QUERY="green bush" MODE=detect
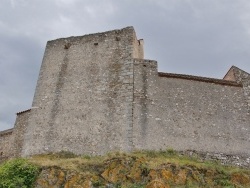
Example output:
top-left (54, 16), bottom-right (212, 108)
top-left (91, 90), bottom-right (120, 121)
top-left (53, 151), bottom-right (78, 159)
top-left (166, 148), bottom-right (177, 156)
top-left (0, 158), bottom-right (40, 188)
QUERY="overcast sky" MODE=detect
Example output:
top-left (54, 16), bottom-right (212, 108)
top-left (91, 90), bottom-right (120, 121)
top-left (1, 0), bottom-right (250, 131)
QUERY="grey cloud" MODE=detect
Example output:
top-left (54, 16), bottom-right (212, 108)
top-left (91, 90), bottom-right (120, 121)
top-left (109, 0), bottom-right (250, 77)
top-left (0, 32), bottom-right (42, 131)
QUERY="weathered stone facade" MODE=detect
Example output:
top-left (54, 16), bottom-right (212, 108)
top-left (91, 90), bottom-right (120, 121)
top-left (133, 59), bottom-right (249, 156)
top-left (0, 27), bottom-right (249, 167)
top-left (0, 110), bottom-right (30, 162)
top-left (12, 110), bottom-right (30, 157)
top-left (0, 129), bottom-right (13, 161)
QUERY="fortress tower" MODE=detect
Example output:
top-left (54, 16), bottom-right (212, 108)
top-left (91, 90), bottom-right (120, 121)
top-left (22, 27), bottom-right (143, 156)
top-left (0, 27), bottom-right (249, 167)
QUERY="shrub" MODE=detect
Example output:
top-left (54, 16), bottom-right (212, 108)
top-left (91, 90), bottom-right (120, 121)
top-left (166, 148), bottom-right (176, 155)
top-left (0, 158), bottom-right (40, 188)
top-left (54, 151), bottom-right (78, 158)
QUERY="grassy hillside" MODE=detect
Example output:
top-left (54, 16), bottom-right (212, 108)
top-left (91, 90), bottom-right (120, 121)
top-left (0, 150), bottom-right (250, 187)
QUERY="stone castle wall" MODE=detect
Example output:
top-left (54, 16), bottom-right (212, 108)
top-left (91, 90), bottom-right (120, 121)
top-left (132, 59), bottom-right (250, 156)
top-left (0, 27), bottom-right (249, 167)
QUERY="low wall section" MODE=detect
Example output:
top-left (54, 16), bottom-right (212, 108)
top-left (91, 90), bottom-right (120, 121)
top-left (0, 129), bottom-right (13, 161)
top-left (12, 110), bottom-right (30, 157)
top-left (0, 110), bottom-right (30, 161)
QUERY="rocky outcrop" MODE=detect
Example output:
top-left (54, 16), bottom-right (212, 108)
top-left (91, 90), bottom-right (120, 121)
top-left (34, 155), bottom-right (250, 188)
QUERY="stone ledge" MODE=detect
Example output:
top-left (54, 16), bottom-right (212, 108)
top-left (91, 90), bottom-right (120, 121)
top-left (0, 128), bottom-right (13, 136)
top-left (180, 150), bottom-right (250, 169)
top-left (16, 109), bottom-right (31, 115)
top-left (158, 72), bottom-right (243, 87)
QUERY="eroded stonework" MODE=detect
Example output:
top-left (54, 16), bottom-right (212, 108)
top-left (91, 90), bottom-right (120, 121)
top-left (0, 27), bottom-right (249, 167)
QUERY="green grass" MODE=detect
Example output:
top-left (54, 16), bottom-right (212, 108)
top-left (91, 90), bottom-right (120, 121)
top-left (29, 149), bottom-right (249, 175)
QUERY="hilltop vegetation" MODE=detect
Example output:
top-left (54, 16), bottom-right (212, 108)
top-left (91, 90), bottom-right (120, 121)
top-left (0, 158), bottom-right (39, 188)
top-left (0, 150), bottom-right (250, 187)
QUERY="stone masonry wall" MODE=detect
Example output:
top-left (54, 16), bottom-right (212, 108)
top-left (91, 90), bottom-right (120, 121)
top-left (0, 110), bottom-right (30, 160)
top-left (180, 150), bottom-right (250, 168)
top-left (132, 59), bottom-right (250, 156)
top-left (0, 129), bottom-right (13, 161)
top-left (232, 67), bottom-right (250, 113)
top-left (22, 27), bottom-right (142, 156)
top-left (12, 110), bottom-right (30, 157)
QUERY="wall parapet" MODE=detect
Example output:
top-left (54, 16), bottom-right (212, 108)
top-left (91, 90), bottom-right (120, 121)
top-left (158, 72), bottom-right (243, 87)
top-left (16, 109), bottom-right (31, 115)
